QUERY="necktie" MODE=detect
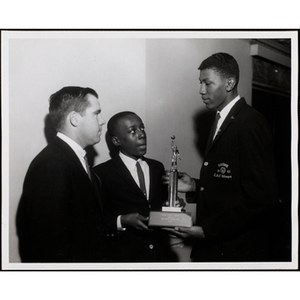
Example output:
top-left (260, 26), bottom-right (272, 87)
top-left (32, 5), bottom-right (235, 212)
top-left (206, 112), bottom-right (220, 152)
top-left (136, 161), bottom-right (147, 198)
top-left (84, 154), bottom-right (92, 181)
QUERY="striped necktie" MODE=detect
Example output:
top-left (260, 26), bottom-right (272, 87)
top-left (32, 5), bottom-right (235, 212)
top-left (136, 161), bottom-right (147, 198)
top-left (84, 154), bottom-right (92, 181)
top-left (209, 112), bottom-right (220, 141)
top-left (205, 112), bottom-right (221, 154)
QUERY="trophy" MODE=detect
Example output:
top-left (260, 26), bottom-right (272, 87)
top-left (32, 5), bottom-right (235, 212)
top-left (148, 136), bottom-right (192, 227)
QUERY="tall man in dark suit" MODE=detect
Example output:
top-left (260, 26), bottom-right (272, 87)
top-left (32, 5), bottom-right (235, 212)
top-left (17, 86), bottom-right (110, 262)
top-left (94, 112), bottom-right (175, 262)
top-left (164, 53), bottom-right (279, 262)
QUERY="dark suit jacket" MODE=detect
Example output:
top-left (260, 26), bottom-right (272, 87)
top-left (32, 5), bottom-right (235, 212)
top-left (189, 98), bottom-right (279, 262)
top-left (93, 155), bottom-right (174, 262)
top-left (17, 136), bottom-right (111, 262)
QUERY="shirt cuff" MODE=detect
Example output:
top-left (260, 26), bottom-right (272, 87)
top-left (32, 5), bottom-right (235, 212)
top-left (117, 215), bottom-right (126, 231)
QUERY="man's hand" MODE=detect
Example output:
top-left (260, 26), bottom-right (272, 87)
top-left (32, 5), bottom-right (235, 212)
top-left (163, 171), bottom-right (196, 193)
top-left (121, 213), bottom-right (149, 230)
top-left (163, 196), bottom-right (186, 210)
top-left (175, 196), bottom-right (186, 209)
top-left (162, 226), bottom-right (205, 239)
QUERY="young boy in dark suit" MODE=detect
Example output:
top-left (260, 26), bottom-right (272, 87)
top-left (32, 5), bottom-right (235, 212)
top-left (94, 111), bottom-right (176, 262)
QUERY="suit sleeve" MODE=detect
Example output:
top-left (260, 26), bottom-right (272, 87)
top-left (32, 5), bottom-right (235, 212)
top-left (238, 115), bottom-right (278, 210)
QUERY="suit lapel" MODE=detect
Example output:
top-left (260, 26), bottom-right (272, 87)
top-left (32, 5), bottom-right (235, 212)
top-left (144, 158), bottom-right (157, 203)
top-left (53, 136), bottom-right (88, 176)
top-left (90, 170), bottom-right (103, 213)
top-left (205, 98), bottom-right (246, 156)
top-left (53, 136), bottom-right (103, 212)
top-left (113, 155), bottom-right (149, 201)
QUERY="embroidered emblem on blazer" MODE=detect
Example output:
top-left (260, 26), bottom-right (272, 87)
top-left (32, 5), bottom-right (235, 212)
top-left (214, 163), bottom-right (233, 179)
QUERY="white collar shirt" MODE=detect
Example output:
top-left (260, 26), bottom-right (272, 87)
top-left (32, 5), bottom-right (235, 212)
top-left (57, 132), bottom-right (88, 173)
top-left (214, 95), bottom-right (241, 140)
top-left (119, 152), bottom-right (150, 200)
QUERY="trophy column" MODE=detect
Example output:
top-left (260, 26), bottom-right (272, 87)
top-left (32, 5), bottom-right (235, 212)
top-left (148, 136), bottom-right (192, 227)
top-left (163, 136), bottom-right (181, 212)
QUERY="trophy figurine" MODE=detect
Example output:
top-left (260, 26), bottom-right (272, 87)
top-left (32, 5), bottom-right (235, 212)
top-left (148, 136), bottom-right (192, 227)
top-left (163, 135), bottom-right (181, 212)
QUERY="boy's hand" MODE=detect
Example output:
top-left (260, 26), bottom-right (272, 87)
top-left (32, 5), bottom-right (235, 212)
top-left (121, 213), bottom-right (149, 230)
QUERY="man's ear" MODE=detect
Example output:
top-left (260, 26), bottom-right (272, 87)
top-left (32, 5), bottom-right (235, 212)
top-left (69, 111), bottom-right (80, 127)
top-left (111, 136), bottom-right (120, 146)
top-left (226, 77), bottom-right (236, 92)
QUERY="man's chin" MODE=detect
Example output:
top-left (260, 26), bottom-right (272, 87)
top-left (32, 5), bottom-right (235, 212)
top-left (91, 137), bottom-right (101, 146)
top-left (139, 149), bottom-right (147, 157)
top-left (205, 104), bottom-right (216, 110)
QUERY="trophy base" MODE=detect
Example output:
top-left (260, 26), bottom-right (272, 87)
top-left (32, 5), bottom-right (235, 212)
top-left (162, 206), bottom-right (182, 212)
top-left (148, 210), bottom-right (192, 227)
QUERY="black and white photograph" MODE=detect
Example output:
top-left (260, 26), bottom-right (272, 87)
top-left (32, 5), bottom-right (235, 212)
top-left (1, 28), bottom-right (299, 300)
top-left (1, 30), bottom-right (298, 271)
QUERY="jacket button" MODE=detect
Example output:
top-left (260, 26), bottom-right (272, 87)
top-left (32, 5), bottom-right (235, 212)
top-left (149, 244), bottom-right (154, 250)
top-left (200, 187), bottom-right (204, 191)
top-left (204, 162), bottom-right (208, 166)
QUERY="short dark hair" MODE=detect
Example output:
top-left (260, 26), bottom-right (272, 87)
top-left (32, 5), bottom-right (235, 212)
top-left (198, 52), bottom-right (240, 86)
top-left (49, 86), bottom-right (98, 130)
top-left (107, 111), bottom-right (137, 137)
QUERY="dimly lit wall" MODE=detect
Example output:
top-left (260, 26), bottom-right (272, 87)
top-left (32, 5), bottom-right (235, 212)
top-left (7, 34), bottom-right (252, 262)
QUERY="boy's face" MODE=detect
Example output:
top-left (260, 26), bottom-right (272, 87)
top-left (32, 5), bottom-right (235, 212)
top-left (113, 114), bottom-right (147, 160)
top-left (199, 68), bottom-right (232, 111)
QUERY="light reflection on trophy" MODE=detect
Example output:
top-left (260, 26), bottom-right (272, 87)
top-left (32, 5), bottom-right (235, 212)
top-left (148, 136), bottom-right (192, 227)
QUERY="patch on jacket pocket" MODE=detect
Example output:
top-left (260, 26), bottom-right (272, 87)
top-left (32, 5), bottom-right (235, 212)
top-left (213, 163), bottom-right (233, 179)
